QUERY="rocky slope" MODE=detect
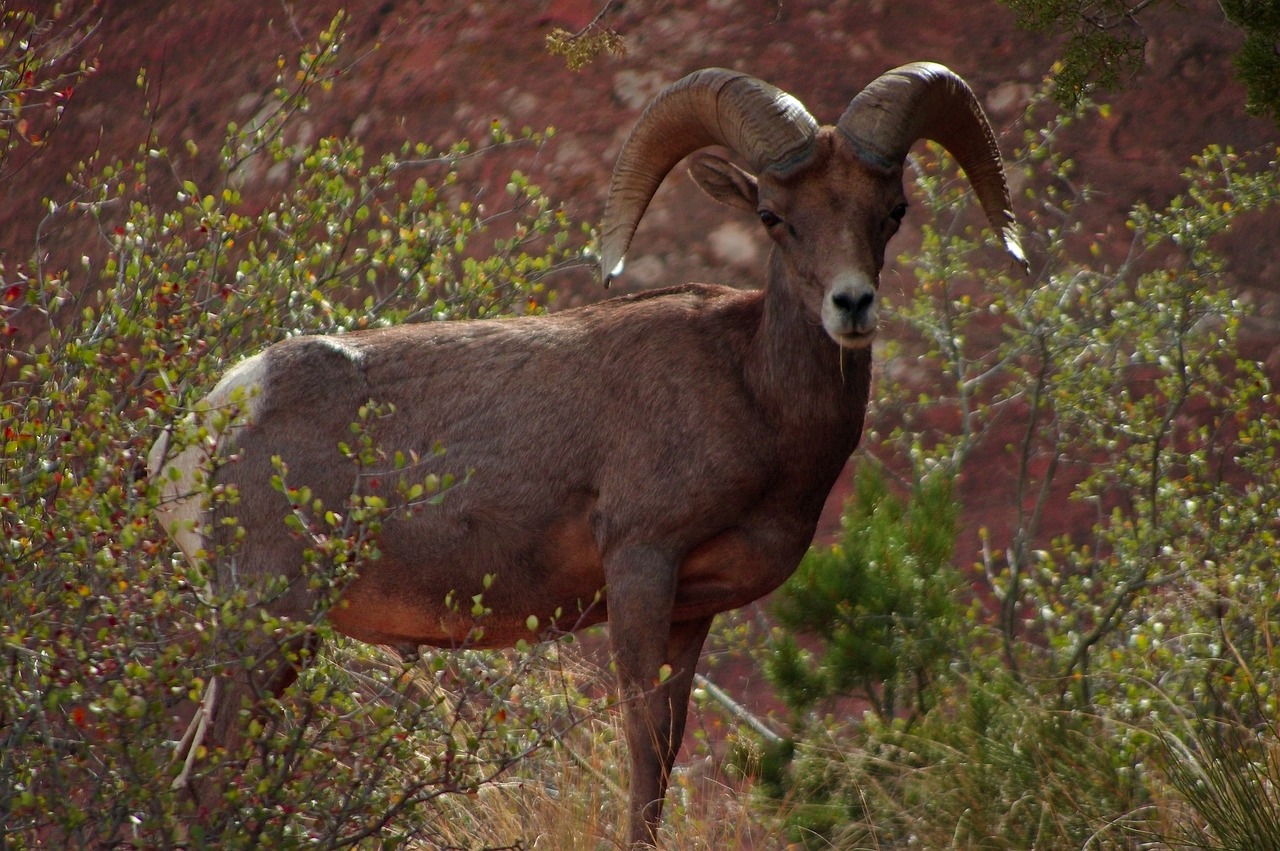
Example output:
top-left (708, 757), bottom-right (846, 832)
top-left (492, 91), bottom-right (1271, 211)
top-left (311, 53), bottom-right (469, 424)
top-left (14, 0), bottom-right (1276, 294)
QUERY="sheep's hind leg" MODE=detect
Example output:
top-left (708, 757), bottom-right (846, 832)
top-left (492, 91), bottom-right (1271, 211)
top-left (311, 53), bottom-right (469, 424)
top-left (173, 613), bottom-right (320, 809)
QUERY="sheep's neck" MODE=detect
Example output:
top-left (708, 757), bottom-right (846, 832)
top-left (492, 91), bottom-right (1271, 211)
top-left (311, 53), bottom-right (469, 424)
top-left (748, 255), bottom-right (871, 442)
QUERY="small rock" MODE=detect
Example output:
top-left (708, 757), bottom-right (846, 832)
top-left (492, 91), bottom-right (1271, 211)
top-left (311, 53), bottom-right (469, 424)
top-left (986, 81), bottom-right (1033, 118)
top-left (708, 221), bottom-right (761, 268)
top-left (624, 254), bottom-right (667, 287)
top-left (612, 70), bottom-right (669, 111)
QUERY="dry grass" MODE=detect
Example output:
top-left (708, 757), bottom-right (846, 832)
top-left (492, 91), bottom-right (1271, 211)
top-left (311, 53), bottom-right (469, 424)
top-left (427, 726), bottom-right (781, 849)
top-left (395, 641), bottom-right (788, 850)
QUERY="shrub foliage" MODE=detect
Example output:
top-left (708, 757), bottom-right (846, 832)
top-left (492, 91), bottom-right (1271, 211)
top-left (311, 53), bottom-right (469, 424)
top-left (0, 11), bottom-right (593, 848)
top-left (758, 89), bottom-right (1280, 848)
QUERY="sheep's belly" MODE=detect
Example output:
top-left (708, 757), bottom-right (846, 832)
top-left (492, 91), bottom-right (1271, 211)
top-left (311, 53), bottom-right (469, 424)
top-left (328, 570), bottom-right (610, 650)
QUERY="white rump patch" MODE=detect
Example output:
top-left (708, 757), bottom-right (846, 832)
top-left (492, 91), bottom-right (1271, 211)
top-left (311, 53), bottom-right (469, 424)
top-left (148, 352), bottom-right (269, 566)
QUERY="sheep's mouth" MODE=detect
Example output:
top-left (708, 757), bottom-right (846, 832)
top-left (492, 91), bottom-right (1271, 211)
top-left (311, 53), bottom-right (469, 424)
top-left (832, 328), bottom-right (877, 349)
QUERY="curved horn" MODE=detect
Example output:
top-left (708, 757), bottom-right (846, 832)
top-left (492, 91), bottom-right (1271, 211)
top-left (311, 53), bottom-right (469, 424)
top-left (838, 62), bottom-right (1027, 270)
top-left (599, 68), bottom-right (819, 285)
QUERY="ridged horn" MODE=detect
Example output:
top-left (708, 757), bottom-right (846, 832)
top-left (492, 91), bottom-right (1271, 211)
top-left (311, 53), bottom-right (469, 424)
top-left (838, 62), bottom-right (1028, 271)
top-left (599, 68), bottom-right (819, 285)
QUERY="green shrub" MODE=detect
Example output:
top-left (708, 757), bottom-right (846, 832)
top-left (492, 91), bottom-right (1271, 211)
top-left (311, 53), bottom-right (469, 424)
top-left (755, 87), bottom-right (1280, 848)
top-left (767, 464), bottom-right (959, 728)
top-left (1, 11), bottom-right (590, 848)
top-left (0, 3), bottom-right (97, 178)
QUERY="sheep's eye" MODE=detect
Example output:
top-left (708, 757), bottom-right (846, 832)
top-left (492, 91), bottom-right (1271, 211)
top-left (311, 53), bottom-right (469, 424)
top-left (758, 210), bottom-right (782, 229)
top-left (889, 202), bottom-right (909, 222)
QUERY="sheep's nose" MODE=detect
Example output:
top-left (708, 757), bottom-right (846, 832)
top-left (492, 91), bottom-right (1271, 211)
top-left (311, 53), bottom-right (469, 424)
top-left (822, 272), bottom-right (879, 346)
top-left (831, 290), bottom-right (875, 319)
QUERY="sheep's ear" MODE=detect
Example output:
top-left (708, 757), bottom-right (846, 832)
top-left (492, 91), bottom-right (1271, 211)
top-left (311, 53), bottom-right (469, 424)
top-left (688, 152), bottom-right (758, 213)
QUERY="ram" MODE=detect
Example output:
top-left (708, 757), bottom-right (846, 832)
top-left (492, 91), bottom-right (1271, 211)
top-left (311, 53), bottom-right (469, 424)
top-left (150, 63), bottom-right (1025, 846)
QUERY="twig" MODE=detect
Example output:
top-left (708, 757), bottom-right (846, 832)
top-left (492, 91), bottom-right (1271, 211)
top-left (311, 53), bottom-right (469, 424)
top-left (557, 739), bottom-right (626, 799)
top-left (693, 673), bottom-right (784, 746)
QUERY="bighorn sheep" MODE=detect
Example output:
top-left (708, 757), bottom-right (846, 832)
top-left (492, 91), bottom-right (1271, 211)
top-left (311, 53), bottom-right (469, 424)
top-left (150, 63), bottom-right (1024, 846)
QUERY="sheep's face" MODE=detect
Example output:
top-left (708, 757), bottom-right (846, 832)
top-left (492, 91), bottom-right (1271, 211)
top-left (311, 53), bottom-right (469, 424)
top-left (689, 133), bottom-right (908, 349)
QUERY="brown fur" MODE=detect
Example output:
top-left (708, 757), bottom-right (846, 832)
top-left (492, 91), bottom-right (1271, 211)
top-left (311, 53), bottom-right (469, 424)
top-left (211, 276), bottom-right (871, 645)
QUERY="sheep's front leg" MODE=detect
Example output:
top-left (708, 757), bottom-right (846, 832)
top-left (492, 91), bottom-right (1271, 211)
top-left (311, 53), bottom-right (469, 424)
top-left (606, 547), bottom-right (713, 847)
